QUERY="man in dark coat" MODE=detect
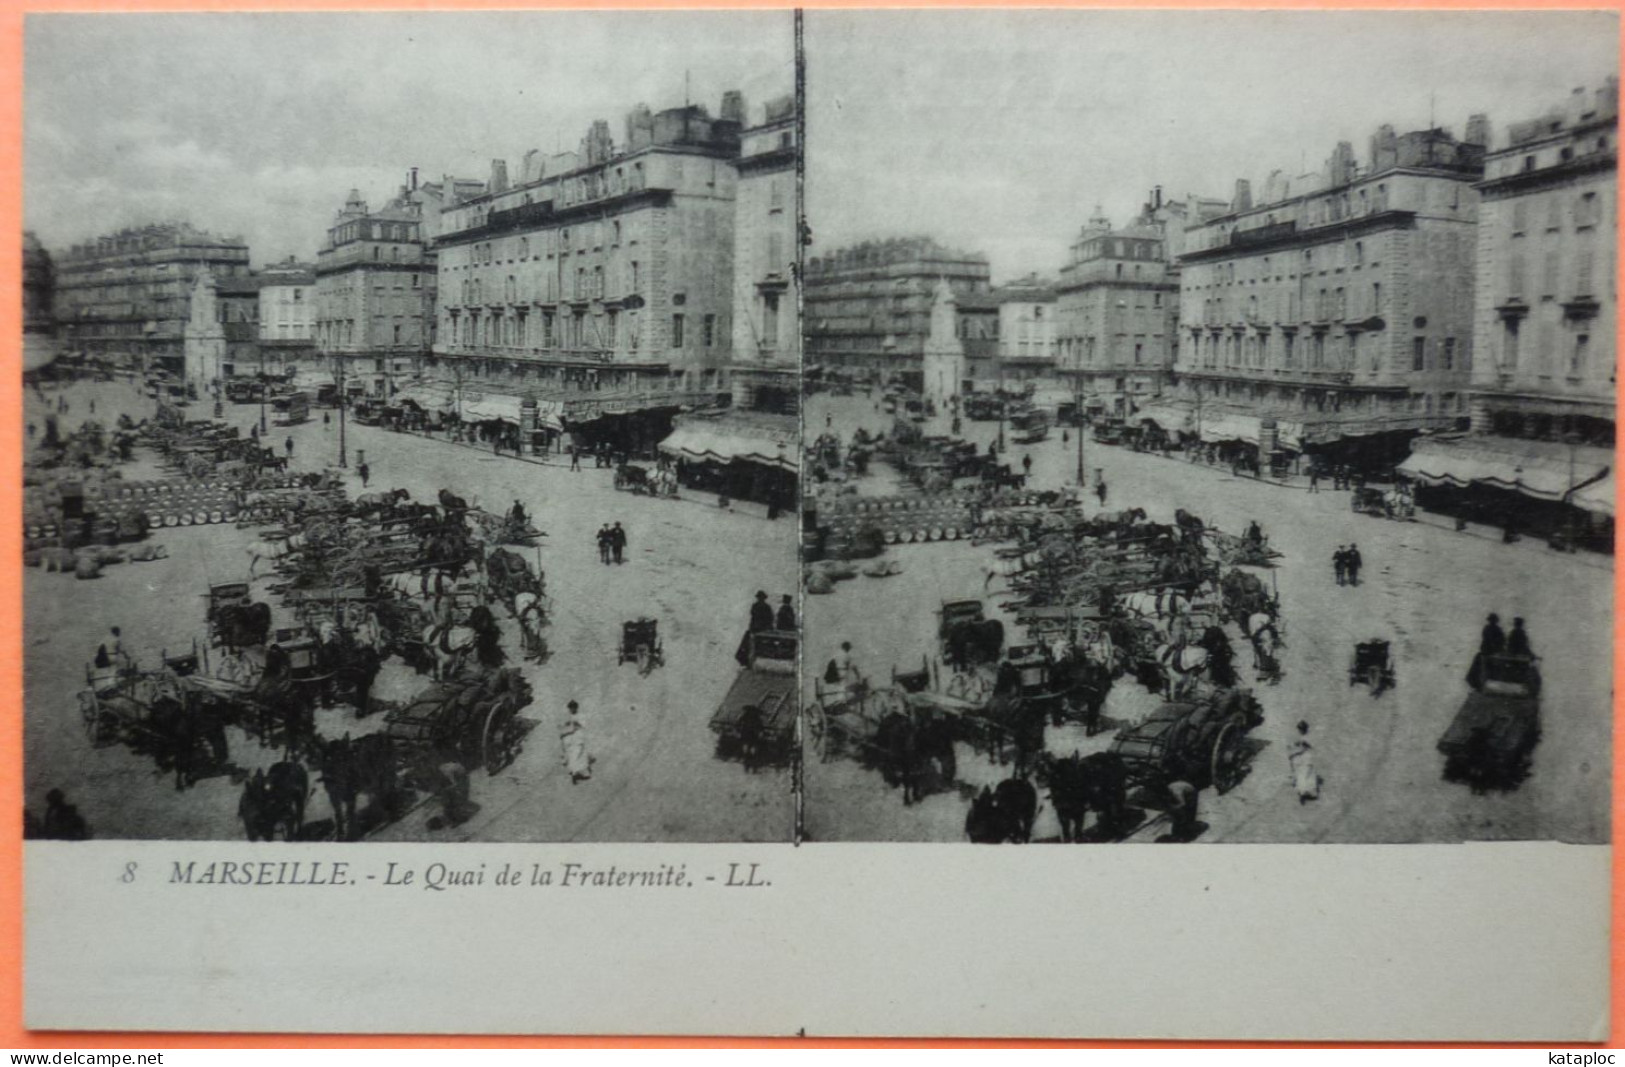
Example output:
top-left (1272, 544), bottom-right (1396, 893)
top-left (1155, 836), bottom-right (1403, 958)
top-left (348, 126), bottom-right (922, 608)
top-left (738, 592), bottom-right (775, 665)
top-left (1333, 546), bottom-right (1348, 586)
top-left (1346, 544), bottom-right (1363, 586)
top-left (596, 525), bottom-right (611, 565)
top-left (775, 594), bottom-right (797, 632)
top-left (1507, 617), bottom-right (1534, 658)
top-left (610, 522), bottom-right (627, 564)
top-left (1480, 614), bottom-right (1507, 656)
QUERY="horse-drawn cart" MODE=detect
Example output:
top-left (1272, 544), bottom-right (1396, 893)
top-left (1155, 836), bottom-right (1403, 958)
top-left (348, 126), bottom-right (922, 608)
top-left (382, 667), bottom-right (533, 774)
top-left (1109, 687), bottom-right (1264, 795)
top-left (618, 618), bottom-right (664, 674)
top-left (1440, 654), bottom-right (1541, 790)
top-left (1349, 639), bottom-right (1396, 695)
top-left (710, 631), bottom-right (798, 766)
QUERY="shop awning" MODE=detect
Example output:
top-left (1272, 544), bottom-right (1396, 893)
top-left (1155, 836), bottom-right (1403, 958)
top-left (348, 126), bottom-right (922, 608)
top-left (659, 420), bottom-right (796, 473)
top-left (393, 383), bottom-right (457, 413)
top-left (1398, 436), bottom-right (1613, 505)
top-left (1135, 403), bottom-right (1192, 433)
top-left (1198, 413), bottom-right (1262, 446)
top-left (1571, 470), bottom-right (1616, 517)
top-left (459, 393), bottom-right (524, 424)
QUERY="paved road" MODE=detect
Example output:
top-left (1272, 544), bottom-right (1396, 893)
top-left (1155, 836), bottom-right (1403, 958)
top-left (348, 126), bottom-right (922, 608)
top-left (803, 392), bottom-right (1611, 844)
top-left (25, 380), bottom-right (798, 842)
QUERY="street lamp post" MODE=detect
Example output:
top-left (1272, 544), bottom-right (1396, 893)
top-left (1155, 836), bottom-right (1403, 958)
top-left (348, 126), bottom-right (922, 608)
top-left (258, 348), bottom-right (268, 435)
top-left (1075, 364), bottom-right (1086, 488)
top-left (996, 358), bottom-right (1006, 452)
top-left (337, 352), bottom-right (348, 468)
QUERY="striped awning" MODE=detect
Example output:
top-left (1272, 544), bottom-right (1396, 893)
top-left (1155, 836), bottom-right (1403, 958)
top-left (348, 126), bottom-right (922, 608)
top-left (1398, 436), bottom-right (1613, 506)
top-left (659, 420), bottom-right (796, 473)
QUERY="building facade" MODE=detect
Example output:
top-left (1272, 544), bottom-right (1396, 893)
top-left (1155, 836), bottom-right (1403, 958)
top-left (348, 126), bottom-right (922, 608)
top-left (54, 223), bottom-right (251, 373)
top-left (804, 237), bottom-right (991, 385)
top-left (1171, 122), bottom-right (1488, 466)
top-left (728, 93), bottom-right (800, 414)
top-left (257, 260), bottom-right (318, 379)
top-left (315, 187), bottom-right (437, 398)
top-left (993, 275), bottom-right (1059, 386)
top-left (1397, 80), bottom-right (1619, 542)
top-left (1057, 211), bottom-right (1177, 413)
top-left (23, 232), bottom-right (55, 372)
top-left (1471, 80), bottom-right (1617, 447)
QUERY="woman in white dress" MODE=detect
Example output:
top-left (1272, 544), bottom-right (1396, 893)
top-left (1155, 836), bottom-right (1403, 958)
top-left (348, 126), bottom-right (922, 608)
top-left (1288, 720), bottom-right (1320, 803)
top-left (560, 700), bottom-right (592, 783)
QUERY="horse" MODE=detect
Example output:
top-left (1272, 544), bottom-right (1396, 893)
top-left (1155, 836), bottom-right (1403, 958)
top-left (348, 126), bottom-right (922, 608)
top-left (437, 488), bottom-right (470, 513)
top-left (316, 733), bottom-right (399, 841)
top-left (874, 711), bottom-right (957, 805)
top-left (513, 590), bottom-right (549, 663)
top-left (1174, 508), bottom-right (1205, 543)
top-left (420, 605), bottom-right (503, 680)
top-left (1039, 751), bottom-right (1129, 842)
top-left (353, 488), bottom-right (410, 516)
top-left (992, 776), bottom-right (1038, 843)
top-left (238, 761), bottom-right (309, 841)
top-left (1154, 642), bottom-right (1211, 699)
top-left (247, 531), bottom-right (308, 578)
top-left (965, 787), bottom-right (1005, 843)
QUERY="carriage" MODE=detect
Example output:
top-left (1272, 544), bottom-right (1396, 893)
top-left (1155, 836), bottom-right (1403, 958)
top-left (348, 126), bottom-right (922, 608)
top-left (79, 663), bottom-right (233, 786)
top-left (1439, 654), bottom-right (1542, 790)
top-left (618, 618), bottom-right (664, 673)
top-left (709, 631), bottom-right (799, 766)
top-left (1109, 687), bottom-right (1264, 795)
top-left (382, 667), bottom-right (533, 774)
top-left (1348, 639), bottom-right (1396, 695)
top-left (614, 464), bottom-right (677, 498)
top-left (1351, 487), bottom-right (1388, 517)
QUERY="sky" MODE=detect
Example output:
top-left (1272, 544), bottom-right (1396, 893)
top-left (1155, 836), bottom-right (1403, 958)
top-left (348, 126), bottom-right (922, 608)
top-left (805, 10), bottom-right (1619, 283)
top-left (25, 11), bottom-right (792, 266)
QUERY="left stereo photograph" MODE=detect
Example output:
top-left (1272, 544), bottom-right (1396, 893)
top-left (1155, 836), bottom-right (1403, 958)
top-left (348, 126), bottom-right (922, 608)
top-left (21, 11), bottom-right (804, 843)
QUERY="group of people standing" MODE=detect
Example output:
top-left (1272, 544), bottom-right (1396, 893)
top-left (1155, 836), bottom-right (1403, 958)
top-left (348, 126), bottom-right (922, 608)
top-left (594, 522), bottom-right (628, 565)
top-left (1332, 544), bottom-right (1364, 586)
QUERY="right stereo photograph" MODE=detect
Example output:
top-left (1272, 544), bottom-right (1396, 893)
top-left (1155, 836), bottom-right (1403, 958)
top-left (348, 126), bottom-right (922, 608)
top-left (798, 9), bottom-right (1617, 844)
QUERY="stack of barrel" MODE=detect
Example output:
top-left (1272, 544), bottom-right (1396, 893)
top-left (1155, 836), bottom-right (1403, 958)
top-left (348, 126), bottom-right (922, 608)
top-left (820, 491), bottom-right (979, 546)
top-left (22, 473), bottom-right (294, 549)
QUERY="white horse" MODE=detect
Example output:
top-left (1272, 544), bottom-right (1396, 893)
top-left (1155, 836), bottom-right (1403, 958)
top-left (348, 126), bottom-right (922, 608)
top-left (420, 622), bottom-right (479, 681)
top-left (513, 591), bottom-right (550, 662)
top-left (246, 531), bottom-right (307, 579)
top-left (1245, 611), bottom-right (1284, 682)
top-left (1154, 642), bottom-right (1210, 700)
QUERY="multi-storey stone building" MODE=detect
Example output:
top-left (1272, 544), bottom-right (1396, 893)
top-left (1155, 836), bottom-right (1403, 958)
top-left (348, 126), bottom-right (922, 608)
top-left (1401, 80), bottom-right (1618, 537)
top-left (54, 223), bottom-right (251, 375)
top-left (1057, 211), bottom-right (1178, 415)
top-left (1171, 122), bottom-right (1487, 469)
top-left (315, 186), bottom-right (437, 400)
top-left (993, 275), bottom-right (1059, 387)
top-left (804, 236), bottom-right (991, 386)
top-left (23, 232), bottom-right (56, 372)
top-left (429, 95), bottom-right (749, 455)
top-left (257, 259), bottom-right (319, 379)
top-left (728, 94), bottom-right (800, 415)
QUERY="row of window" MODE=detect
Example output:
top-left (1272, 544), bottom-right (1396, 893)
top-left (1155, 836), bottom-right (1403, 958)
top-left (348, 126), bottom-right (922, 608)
top-left (1505, 249), bottom-right (1599, 300)
top-left (1186, 327), bottom-right (1466, 375)
top-left (1500, 319), bottom-right (1598, 378)
top-left (1508, 190), bottom-right (1605, 235)
top-left (442, 308), bottom-right (727, 352)
top-left (458, 220), bottom-right (631, 267)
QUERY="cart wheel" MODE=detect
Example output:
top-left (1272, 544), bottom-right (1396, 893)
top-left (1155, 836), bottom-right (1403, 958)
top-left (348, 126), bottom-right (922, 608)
top-left (481, 702), bottom-right (524, 773)
top-left (803, 703), bottom-right (828, 761)
top-left (1211, 718), bottom-right (1247, 794)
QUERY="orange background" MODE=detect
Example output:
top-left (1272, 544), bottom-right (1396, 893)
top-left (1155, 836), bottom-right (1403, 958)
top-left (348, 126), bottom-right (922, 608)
top-left (0, 0), bottom-right (1618, 1050)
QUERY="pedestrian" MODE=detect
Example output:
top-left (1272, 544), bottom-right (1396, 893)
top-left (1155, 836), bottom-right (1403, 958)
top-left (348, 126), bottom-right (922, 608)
top-left (775, 594), bottom-right (797, 631)
top-left (250, 424), bottom-right (259, 441)
top-left (596, 524), bottom-right (611, 565)
top-left (1165, 780), bottom-right (1200, 841)
top-left (1095, 480), bottom-right (1108, 507)
top-left (611, 521), bottom-right (627, 564)
top-left (88, 399), bottom-right (95, 414)
top-left (324, 411), bottom-right (331, 430)
top-left (826, 412), bottom-right (833, 429)
top-left (738, 591), bottom-right (774, 665)
top-left (1346, 543), bottom-right (1362, 586)
top-left (569, 444), bottom-right (581, 472)
top-left (1333, 545), bottom-right (1347, 586)
top-left (284, 436), bottom-right (294, 458)
top-left (1288, 721), bottom-right (1321, 803)
top-left (1022, 454), bottom-right (1033, 477)
top-left (560, 701), bottom-right (592, 783)
top-left (1480, 613), bottom-right (1506, 656)
top-left (1507, 617), bottom-right (1534, 658)
top-left (40, 789), bottom-right (91, 840)
top-left (1308, 468), bottom-right (1320, 493)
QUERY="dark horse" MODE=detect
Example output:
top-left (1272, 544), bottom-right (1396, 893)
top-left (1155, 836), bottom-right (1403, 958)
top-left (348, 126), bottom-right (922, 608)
top-left (317, 733), bottom-right (401, 841)
top-left (964, 777), bottom-right (1039, 843)
top-left (875, 711), bottom-right (957, 805)
top-left (238, 761), bottom-right (309, 841)
top-left (1039, 751), bottom-right (1129, 842)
